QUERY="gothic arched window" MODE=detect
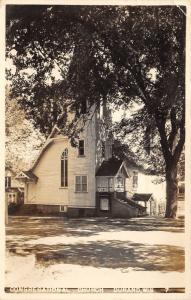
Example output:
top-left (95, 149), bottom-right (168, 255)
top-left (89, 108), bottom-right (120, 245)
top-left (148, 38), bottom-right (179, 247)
top-left (61, 149), bottom-right (68, 187)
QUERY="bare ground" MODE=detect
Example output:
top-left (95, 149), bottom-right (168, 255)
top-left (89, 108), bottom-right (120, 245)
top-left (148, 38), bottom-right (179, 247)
top-left (5, 216), bottom-right (185, 288)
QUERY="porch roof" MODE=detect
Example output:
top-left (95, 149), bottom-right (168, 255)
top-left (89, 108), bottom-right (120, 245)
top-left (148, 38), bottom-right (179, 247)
top-left (16, 170), bottom-right (38, 182)
top-left (96, 158), bottom-right (125, 177)
top-left (132, 193), bottom-right (153, 202)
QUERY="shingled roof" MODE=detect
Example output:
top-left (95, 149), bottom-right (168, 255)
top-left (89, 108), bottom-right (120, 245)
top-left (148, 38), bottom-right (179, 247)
top-left (96, 158), bottom-right (126, 176)
top-left (132, 193), bottom-right (153, 202)
top-left (16, 170), bottom-right (38, 182)
top-left (23, 170), bottom-right (38, 181)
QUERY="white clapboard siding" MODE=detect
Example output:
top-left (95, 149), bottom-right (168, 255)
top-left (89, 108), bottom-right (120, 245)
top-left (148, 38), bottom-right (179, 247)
top-left (27, 113), bottom-right (97, 207)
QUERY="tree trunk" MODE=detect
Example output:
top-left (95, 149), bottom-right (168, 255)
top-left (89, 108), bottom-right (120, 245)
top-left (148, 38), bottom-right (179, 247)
top-left (165, 164), bottom-right (178, 218)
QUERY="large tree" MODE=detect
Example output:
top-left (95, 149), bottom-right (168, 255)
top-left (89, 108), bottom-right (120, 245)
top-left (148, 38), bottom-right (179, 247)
top-left (5, 88), bottom-right (45, 172)
top-left (6, 5), bottom-right (185, 217)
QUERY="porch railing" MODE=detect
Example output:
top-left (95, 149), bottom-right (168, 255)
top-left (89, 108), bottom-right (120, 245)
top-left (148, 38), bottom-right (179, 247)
top-left (97, 186), bottom-right (125, 192)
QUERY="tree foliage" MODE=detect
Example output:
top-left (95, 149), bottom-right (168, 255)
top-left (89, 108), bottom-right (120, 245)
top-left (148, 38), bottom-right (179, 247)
top-left (5, 88), bottom-right (45, 172)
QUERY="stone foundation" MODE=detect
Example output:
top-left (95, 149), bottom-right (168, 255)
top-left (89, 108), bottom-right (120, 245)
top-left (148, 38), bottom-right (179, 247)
top-left (11, 204), bottom-right (96, 217)
top-left (10, 204), bottom-right (66, 216)
top-left (67, 207), bottom-right (96, 218)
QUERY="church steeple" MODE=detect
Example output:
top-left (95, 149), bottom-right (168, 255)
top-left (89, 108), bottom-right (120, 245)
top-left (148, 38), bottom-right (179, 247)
top-left (103, 102), bottom-right (113, 161)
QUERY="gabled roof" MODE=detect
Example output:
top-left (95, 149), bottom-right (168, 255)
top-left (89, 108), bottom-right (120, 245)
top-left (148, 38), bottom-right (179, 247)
top-left (16, 170), bottom-right (38, 182)
top-left (48, 125), bottom-right (61, 139)
top-left (18, 125), bottom-right (68, 178)
top-left (31, 125), bottom-right (68, 171)
top-left (132, 193), bottom-right (153, 202)
top-left (31, 139), bottom-right (54, 171)
top-left (96, 158), bottom-right (129, 177)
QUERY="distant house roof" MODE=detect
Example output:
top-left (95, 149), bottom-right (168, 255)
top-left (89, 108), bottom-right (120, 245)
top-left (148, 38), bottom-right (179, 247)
top-left (5, 167), bottom-right (16, 177)
top-left (132, 193), bottom-right (153, 202)
top-left (96, 158), bottom-right (128, 177)
top-left (16, 170), bottom-right (38, 182)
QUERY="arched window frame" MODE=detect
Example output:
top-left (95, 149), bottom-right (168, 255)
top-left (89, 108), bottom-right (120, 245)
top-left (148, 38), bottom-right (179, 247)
top-left (61, 148), bottom-right (68, 187)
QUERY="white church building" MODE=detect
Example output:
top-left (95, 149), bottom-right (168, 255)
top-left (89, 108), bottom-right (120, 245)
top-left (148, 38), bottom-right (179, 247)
top-left (17, 103), bottom-right (159, 218)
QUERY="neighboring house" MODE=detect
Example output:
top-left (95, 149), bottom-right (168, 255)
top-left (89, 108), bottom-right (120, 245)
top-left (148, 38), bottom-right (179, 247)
top-left (135, 172), bottom-right (166, 216)
top-left (177, 150), bottom-right (185, 217)
top-left (134, 165), bottom-right (185, 217)
top-left (16, 103), bottom-right (154, 218)
top-left (5, 167), bottom-right (24, 206)
top-left (177, 180), bottom-right (185, 217)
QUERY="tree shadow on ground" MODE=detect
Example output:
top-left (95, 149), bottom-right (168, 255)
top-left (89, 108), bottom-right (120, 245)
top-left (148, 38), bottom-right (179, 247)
top-left (6, 217), bottom-right (184, 273)
top-left (6, 216), bottom-right (184, 243)
top-left (8, 240), bottom-right (184, 272)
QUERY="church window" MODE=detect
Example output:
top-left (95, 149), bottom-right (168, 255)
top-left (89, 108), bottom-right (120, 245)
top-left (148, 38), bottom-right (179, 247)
top-left (133, 171), bottom-right (138, 188)
top-left (75, 175), bottom-right (87, 192)
top-left (61, 149), bottom-right (68, 187)
top-left (78, 140), bottom-right (85, 156)
top-left (102, 141), bottom-right (105, 158)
